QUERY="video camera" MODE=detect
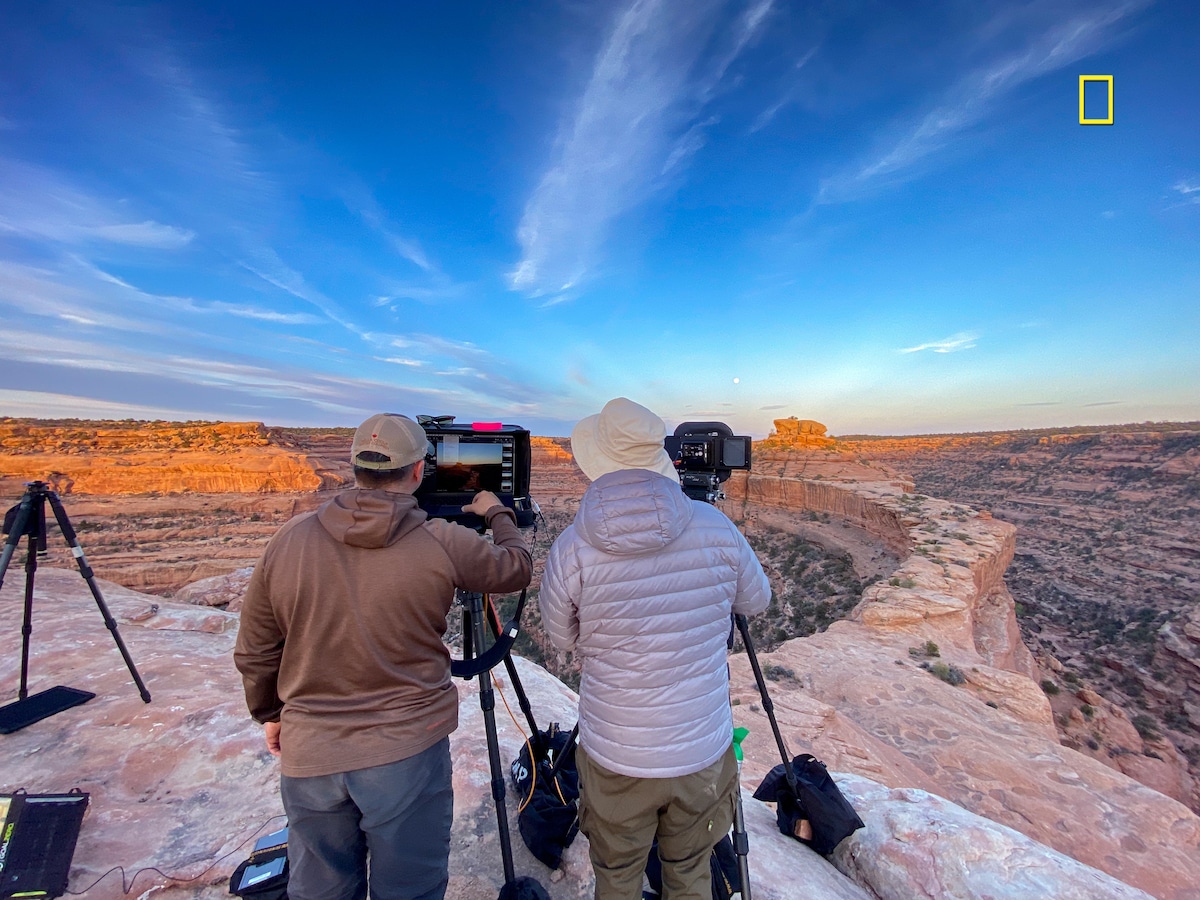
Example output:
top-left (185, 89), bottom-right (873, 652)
top-left (413, 416), bottom-right (537, 529)
top-left (664, 421), bottom-right (752, 503)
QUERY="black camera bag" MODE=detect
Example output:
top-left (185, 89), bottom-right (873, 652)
top-left (752, 754), bottom-right (864, 855)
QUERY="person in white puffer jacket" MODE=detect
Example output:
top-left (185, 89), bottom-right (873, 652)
top-left (540, 397), bottom-right (770, 900)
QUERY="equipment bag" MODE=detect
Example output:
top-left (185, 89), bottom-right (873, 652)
top-left (510, 723), bottom-right (580, 869)
top-left (752, 754), bottom-right (864, 855)
top-left (229, 826), bottom-right (289, 900)
top-left (642, 835), bottom-right (741, 900)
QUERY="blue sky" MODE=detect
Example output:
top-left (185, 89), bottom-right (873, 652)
top-left (0, 1), bottom-right (1196, 437)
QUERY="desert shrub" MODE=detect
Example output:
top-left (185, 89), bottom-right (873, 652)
top-left (1132, 714), bottom-right (1159, 740)
top-left (763, 664), bottom-right (796, 683)
top-left (928, 662), bottom-right (966, 685)
top-left (1080, 704), bottom-right (1095, 718)
top-left (1040, 679), bottom-right (1061, 695)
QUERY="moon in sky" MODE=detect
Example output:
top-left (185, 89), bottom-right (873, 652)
top-left (733, 377), bottom-right (740, 384)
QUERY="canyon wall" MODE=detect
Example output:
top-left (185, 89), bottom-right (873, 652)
top-left (0, 419), bottom-right (351, 494)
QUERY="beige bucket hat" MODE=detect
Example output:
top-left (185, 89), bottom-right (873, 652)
top-left (570, 397), bottom-right (679, 483)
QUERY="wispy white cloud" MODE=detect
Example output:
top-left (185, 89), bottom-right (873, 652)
top-left (238, 245), bottom-right (363, 336)
top-left (0, 389), bottom-right (227, 422)
top-left (509, 0), bottom-right (773, 298)
top-left (1173, 179), bottom-right (1200, 204)
top-left (209, 302), bottom-right (323, 325)
top-left (818, 1), bottom-right (1146, 203)
top-left (0, 159), bottom-right (195, 249)
top-left (748, 46), bottom-right (819, 134)
top-left (899, 331), bottom-right (980, 354)
top-left (390, 334), bottom-right (491, 363)
top-left (84, 221), bottom-right (194, 248)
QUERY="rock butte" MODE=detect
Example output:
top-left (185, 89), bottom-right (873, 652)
top-left (0, 419), bottom-right (1197, 898)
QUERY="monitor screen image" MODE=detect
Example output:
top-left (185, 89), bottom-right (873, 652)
top-left (434, 440), bottom-right (504, 492)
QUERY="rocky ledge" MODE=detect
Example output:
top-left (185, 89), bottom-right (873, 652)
top-left (0, 569), bottom-right (1164, 900)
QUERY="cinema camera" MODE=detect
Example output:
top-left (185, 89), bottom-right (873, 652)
top-left (665, 421), bottom-right (753, 503)
top-left (413, 415), bottom-right (537, 529)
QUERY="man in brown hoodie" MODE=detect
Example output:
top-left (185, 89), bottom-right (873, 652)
top-left (235, 413), bottom-right (532, 900)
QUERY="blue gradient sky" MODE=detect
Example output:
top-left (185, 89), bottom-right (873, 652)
top-left (1, 1), bottom-right (1197, 437)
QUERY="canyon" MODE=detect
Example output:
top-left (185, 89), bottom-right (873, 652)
top-left (2, 417), bottom-right (1199, 898)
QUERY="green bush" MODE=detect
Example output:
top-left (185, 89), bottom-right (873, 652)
top-left (928, 662), bottom-right (966, 686)
top-left (1040, 679), bottom-right (1061, 695)
top-left (1132, 714), bottom-right (1159, 741)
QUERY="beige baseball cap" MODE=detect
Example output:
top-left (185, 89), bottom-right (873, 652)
top-left (351, 413), bottom-right (430, 470)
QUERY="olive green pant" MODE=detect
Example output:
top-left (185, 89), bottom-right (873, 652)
top-left (576, 744), bottom-right (738, 900)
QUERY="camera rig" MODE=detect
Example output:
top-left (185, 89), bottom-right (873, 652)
top-left (412, 416), bottom-right (537, 529)
top-left (664, 421), bottom-right (753, 503)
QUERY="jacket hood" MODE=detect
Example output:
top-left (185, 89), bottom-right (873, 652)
top-left (575, 468), bottom-right (694, 555)
top-left (316, 488), bottom-right (428, 549)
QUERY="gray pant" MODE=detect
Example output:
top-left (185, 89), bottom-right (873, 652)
top-left (280, 738), bottom-right (453, 900)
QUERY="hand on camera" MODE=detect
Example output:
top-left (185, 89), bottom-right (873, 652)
top-left (462, 491), bottom-right (502, 516)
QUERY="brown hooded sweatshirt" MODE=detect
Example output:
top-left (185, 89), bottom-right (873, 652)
top-left (234, 488), bottom-right (532, 778)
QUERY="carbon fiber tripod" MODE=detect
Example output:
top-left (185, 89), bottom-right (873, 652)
top-left (0, 481), bottom-right (150, 733)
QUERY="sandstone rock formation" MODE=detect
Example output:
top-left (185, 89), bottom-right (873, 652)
top-left (0, 419), bottom-right (352, 494)
top-left (761, 417), bottom-right (837, 449)
top-left (0, 569), bottom-right (1163, 900)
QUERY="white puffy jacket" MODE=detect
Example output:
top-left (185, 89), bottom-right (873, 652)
top-left (539, 468), bottom-right (770, 778)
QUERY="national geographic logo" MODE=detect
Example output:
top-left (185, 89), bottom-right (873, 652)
top-left (1079, 75), bottom-right (1114, 125)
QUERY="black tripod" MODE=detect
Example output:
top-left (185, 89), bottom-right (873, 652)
top-left (451, 589), bottom-right (548, 900)
top-left (0, 481), bottom-right (150, 733)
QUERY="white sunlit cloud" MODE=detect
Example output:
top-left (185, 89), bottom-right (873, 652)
top-left (508, 0), bottom-right (774, 298)
top-left (817, 0), bottom-right (1146, 203)
top-left (899, 331), bottom-right (980, 354)
top-left (1173, 179), bottom-right (1200, 204)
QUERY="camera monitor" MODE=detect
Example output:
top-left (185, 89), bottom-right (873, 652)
top-left (414, 419), bottom-right (536, 529)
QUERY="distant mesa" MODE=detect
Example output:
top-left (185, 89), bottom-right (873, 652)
top-left (762, 416), bottom-right (837, 449)
top-left (0, 418), bottom-right (353, 495)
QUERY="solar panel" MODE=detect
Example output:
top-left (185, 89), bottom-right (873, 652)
top-left (0, 792), bottom-right (88, 899)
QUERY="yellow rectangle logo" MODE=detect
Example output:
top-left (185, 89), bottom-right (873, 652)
top-left (1079, 75), bottom-right (1114, 125)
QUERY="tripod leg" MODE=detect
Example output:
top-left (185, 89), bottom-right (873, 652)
top-left (483, 597), bottom-right (544, 754)
top-left (0, 492), bottom-right (35, 591)
top-left (46, 491), bottom-right (151, 703)
top-left (18, 540), bottom-right (37, 702)
top-left (463, 591), bottom-right (518, 886)
top-left (5, 489), bottom-right (40, 700)
top-left (732, 765), bottom-right (752, 900)
top-left (734, 614), bottom-right (797, 794)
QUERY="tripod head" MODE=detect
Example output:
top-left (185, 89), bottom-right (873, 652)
top-left (3, 481), bottom-right (52, 553)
